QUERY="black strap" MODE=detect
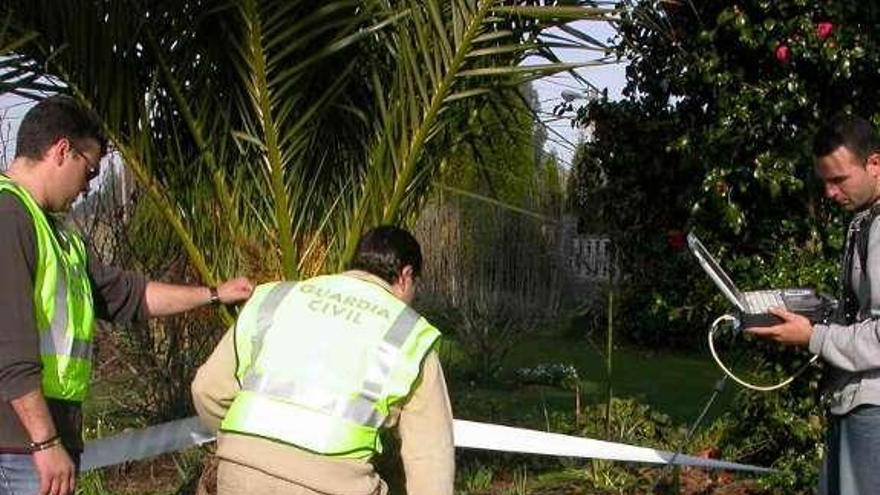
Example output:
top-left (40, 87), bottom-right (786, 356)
top-left (843, 204), bottom-right (880, 322)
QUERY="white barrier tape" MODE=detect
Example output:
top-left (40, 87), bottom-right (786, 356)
top-left (81, 417), bottom-right (214, 471)
top-left (81, 416), bottom-right (772, 474)
top-left (452, 420), bottom-right (772, 473)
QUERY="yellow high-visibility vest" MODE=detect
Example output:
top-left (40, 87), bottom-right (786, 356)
top-left (221, 275), bottom-right (440, 459)
top-left (0, 176), bottom-right (95, 401)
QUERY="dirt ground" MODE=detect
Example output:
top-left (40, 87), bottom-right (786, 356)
top-left (96, 453), bottom-right (767, 495)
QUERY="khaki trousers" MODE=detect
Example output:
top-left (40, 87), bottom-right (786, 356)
top-left (218, 460), bottom-right (323, 495)
top-left (217, 459), bottom-right (389, 495)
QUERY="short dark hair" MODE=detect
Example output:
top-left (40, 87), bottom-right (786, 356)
top-left (812, 113), bottom-right (879, 162)
top-left (15, 95), bottom-right (108, 160)
top-left (348, 225), bottom-right (423, 284)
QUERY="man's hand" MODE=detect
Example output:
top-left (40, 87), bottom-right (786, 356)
top-left (216, 277), bottom-right (254, 304)
top-left (9, 391), bottom-right (73, 495)
top-left (32, 444), bottom-right (75, 495)
top-left (745, 307), bottom-right (813, 346)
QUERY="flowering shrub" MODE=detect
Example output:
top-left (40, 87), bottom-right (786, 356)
top-left (569, 1), bottom-right (880, 491)
top-left (513, 363), bottom-right (579, 388)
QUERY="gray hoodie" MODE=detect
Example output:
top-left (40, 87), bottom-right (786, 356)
top-left (810, 209), bottom-right (880, 415)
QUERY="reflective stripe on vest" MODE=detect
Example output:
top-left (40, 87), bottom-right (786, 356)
top-left (221, 277), bottom-right (440, 458)
top-left (40, 264), bottom-right (92, 360)
top-left (0, 177), bottom-right (95, 401)
top-left (240, 303), bottom-right (421, 428)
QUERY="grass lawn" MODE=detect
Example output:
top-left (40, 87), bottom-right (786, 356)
top-left (441, 335), bottom-right (756, 494)
top-left (446, 335), bottom-right (735, 429)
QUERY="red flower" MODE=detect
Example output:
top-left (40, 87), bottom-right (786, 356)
top-left (775, 44), bottom-right (790, 64)
top-left (816, 22), bottom-right (834, 40)
top-left (667, 230), bottom-right (686, 251)
top-left (696, 447), bottom-right (720, 459)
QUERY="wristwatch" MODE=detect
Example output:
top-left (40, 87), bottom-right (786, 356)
top-left (209, 286), bottom-right (221, 306)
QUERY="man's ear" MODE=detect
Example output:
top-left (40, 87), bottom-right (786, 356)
top-left (46, 137), bottom-right (71, 166)
top-left (400, 265), bottom-right (415, 286)
top-left (867, 152), bottom-right (880, 177)
top-left (390, 265), bottom-right (416, 302)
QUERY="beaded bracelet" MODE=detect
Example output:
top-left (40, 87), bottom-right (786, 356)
top-left (28, 435), bottom-right (62, 453)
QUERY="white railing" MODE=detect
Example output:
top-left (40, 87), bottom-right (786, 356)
top-left (568, 236), bottom-right (616, 282)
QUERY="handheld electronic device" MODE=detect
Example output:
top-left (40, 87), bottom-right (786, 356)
top-left (687, 233), bottom-right (834, 327)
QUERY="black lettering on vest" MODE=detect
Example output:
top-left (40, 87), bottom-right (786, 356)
top-left (301, 283), bottom-right (400, 321)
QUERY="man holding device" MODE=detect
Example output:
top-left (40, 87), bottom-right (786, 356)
top-left (748, 114), bottom-right (880, 495)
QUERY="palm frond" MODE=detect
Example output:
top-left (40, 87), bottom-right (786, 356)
top-left (339, 0), bottom-right (618, 262)
top-left (2, 0), bottom-right (617, 282)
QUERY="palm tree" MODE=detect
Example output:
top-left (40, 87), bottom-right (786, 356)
top-left (2, 3), bottom-right (619, 482)
top-left (2, 0), bottom-right (616, 287)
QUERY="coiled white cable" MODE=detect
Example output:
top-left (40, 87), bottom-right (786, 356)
top-left (708, 314), bottom-right (819, 391)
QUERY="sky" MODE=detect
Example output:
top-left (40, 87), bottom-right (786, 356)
top-left (0, 19), bottom-right (627, 171)
top-left (530, 19), bottom-right (627, 168)
top-left (0, 92), bottom-right (36, 167)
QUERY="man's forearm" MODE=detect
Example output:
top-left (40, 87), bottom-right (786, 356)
top-left (11, 391), bottom-right (76, 495)
top-left (399, 353), bottom-right (455, 495)
top-left (10, 389), bottom-right (58, 444)
top-left (144, 278), bottom-right (253, 317)
top-left (809, 320), bottom-right (880, 372)
top-left (144, 281), bottom-right (213, 317)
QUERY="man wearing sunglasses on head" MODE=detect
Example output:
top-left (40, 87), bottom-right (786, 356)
top-left (0, 95), bottom-right (255, 495)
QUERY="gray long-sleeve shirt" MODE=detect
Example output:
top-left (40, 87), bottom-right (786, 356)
top-left (0, 194), bottom-right (149, 452)
top-left (809, 209), bottom-right (880, 415)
